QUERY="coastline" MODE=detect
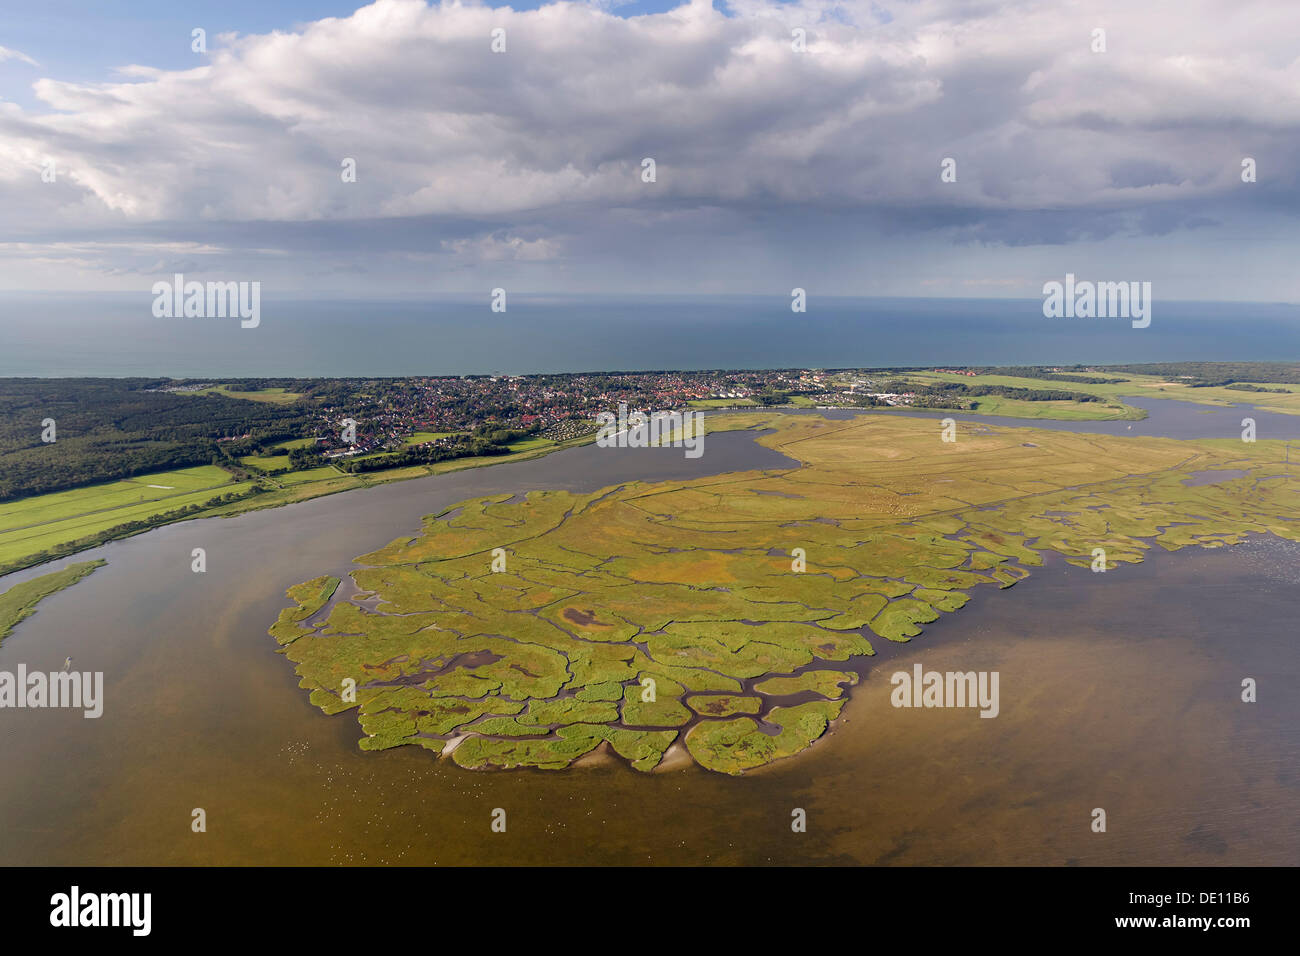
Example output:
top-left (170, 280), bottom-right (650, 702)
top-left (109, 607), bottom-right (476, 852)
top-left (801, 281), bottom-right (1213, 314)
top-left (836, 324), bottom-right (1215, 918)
top-left (12, 377), bottom-right (1300, 582)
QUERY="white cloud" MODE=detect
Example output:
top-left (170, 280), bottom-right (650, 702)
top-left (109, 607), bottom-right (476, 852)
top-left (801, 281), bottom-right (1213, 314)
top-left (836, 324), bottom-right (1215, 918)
top-left (0, 45), bottom-right (38, 67)
top-left (1, 0), bottom-right (1298, 296)
top-left (0, 0), bottom-right (1293, 226)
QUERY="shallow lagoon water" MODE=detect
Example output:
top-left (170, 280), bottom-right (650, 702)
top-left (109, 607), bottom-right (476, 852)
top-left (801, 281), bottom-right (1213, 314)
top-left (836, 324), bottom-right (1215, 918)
top-left (0, 410), bottom-right (1297, 865)
top-left (716, 395), bottom-right (1300, 441)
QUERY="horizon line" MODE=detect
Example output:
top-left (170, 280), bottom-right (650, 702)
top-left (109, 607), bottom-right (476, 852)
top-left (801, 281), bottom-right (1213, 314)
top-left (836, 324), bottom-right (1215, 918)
top-left (0, 290), bottom-right (1297, 308)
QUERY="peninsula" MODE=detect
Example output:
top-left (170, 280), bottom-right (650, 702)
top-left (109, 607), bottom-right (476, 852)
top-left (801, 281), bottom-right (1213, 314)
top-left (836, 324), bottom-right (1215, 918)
top-left (269, 410), bottom-right (1296, 773)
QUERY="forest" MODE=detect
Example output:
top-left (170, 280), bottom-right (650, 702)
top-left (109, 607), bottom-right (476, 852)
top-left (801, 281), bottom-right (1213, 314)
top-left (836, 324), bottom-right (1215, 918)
top-left (0, 379), bottom-right (315, 501)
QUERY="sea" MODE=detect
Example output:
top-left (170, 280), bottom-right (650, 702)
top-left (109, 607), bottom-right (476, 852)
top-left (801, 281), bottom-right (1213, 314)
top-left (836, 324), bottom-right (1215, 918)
top-left (1, 293), bottom-right (1298, 378)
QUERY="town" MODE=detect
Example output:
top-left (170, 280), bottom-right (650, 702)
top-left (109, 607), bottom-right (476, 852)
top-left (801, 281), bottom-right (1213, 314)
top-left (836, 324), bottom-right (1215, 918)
top-left (266, 368), bottom-right (931, 467)
top-left (143, 366), bottom-right (1111, 477)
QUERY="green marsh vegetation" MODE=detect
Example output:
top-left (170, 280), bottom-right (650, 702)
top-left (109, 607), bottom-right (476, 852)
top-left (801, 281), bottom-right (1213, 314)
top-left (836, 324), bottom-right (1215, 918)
top-left (271, 412), bottom-right (1300, 774)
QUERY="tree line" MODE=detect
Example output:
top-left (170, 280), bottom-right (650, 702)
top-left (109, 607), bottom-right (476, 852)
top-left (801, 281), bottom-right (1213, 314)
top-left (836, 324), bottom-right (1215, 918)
top-left (0, 379), bottom-right (315, 500)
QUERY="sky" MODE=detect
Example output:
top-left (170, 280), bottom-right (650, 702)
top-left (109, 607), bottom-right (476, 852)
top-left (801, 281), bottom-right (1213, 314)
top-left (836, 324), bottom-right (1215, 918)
top-left (1, 0), bottom-right (1299, 301)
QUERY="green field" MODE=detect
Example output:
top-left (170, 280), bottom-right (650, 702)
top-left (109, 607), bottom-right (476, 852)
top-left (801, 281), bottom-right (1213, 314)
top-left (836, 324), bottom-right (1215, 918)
top-left (0, 466), bottom-right (243, 570)
top-left (403, 432), bottom-right (454, 445)
top-left (273, 466), bottom-right (346, 485)
top-left (0, 466), bottom-right (234, 530)
top-left (240, 454), bottom-right (292, 471)
top-left (189, 385), bottom-right (303, 404)
top-left (239, 437), bottom-right (319, 469)
top-left (503, 436), bottom-right (554, 453)
top-left (689, 398), bottom-right (759, 408)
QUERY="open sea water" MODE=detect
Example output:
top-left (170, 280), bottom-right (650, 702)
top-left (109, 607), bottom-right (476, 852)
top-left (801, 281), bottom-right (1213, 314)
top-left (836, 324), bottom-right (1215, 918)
top-left (1, 293), bottom-right (1298, 377)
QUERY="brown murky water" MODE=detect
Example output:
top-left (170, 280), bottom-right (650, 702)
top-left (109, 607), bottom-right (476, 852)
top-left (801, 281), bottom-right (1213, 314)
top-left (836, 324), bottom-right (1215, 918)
top-left (1, 431), bottom-right (1297, 865)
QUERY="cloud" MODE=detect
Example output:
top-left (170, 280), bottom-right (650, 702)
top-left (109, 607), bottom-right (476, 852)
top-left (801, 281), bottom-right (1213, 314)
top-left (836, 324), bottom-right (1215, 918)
top-left (442, 233), bottom-right (563, 261)
top-left (0, 0), bottom-right (1298, 296)
top-left (0, 46), bottom-right (38, 67)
